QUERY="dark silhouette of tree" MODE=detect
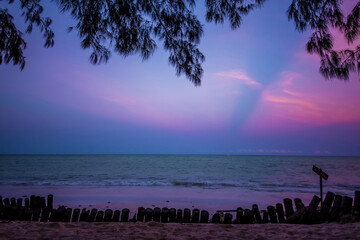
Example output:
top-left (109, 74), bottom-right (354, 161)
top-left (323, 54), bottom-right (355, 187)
top-left (0, 0), bottom-right (359, 85)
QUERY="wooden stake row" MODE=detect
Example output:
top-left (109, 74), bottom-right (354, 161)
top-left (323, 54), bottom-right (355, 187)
top-left (0, 191), bottom-right (359, 224)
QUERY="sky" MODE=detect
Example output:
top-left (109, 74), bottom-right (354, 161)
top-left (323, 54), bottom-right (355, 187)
top-left (1, 1), bottom-right (360, 155)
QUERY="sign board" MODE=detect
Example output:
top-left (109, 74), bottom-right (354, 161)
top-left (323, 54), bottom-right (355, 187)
top-left (312, 165), bottom-right (328, 180)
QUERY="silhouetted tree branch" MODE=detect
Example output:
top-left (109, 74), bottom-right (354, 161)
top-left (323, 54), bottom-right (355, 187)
top-left (288, 0), bottom-right (360, 80)
top-left (1, 0), bottom-right (359, 85)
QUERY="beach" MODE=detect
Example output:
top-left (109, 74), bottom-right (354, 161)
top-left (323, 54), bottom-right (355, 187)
top-left (1, 221), bottom-right (359, 240)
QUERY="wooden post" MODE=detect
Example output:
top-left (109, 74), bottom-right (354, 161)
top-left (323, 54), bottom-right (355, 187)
top-left (261, 210), bottom-right (269, 224)
top-left (267, 206), bottom-right (278, 223)
top-left (145, 208), bottom-right (153, 222)
top-left (192, 209), bottom-right (200, 223)
top-left (176, 209), bottom-right (182, 223)
top-left (113, 210), bottom-right (120, 222)
top-left (183, 208), bottom-right (191, 223)
top-left (24, 198), bottom-right (29, 210)
top-left (104, 209), bottom-right (113, 222)
top-left (0, 196), bottom-right (3, 208)
top-left (283, 198), bottom-right (294, 218)
top-left (224, 213), bottom-right (233, 224)
top-left (57, 206), bottom-right (66, 222)
top-left (95, 210), bottom-right (104, 222)
top-left (320, 191), bottom-right (335, 220)
top-left (161, 207), bottom-right (169, 223)
top-left (294, 198), bottom-right (304, 212)
top-left (137, 207), bottom-right (145, 222)
top-left (121, 208), bottom-right (129, 222)
top-left (276, 203), bottom-right (285, 223)
top-left (40, 197), bottom-right (46, 210)
top-left (200, 210), bottom-right (209, 223)
top-left (236, 207), bottom-right (244, 224)
top-left (72, 208), bottom-right (80, 222)
top-left (32, 209), bottom-right (41, 221)
top-left (309, 195), bottom-right (321, 211)
top-left (79, 208), bottom-right (89, 222)
top-left (340, 196), bottom-right (353, 216)
top-left (153, 207), bottom-right (161, 222)
top-left (211, 213), bottom-right (220, 223)
top-left (329, 195), bottom-right (342, 222)
top-left (252, 205), bottom-right (261, 224)
top-left (64, 208), bottom-right (72, 222)
top-left (353, 191), bottom-right (360, 217)
top-left (47, 194), bottom-right (53, 210)
top-left (88, 208), bottom-right (98, 222)
top-left (169, 208), bottom-right (176, 222)
top-left (243, 209), bottom-right (254, 224)
top-left (10, 197), bottom-right (16, 207)
top-left (40, 207), bottom-right (50, 222)
top-left (16, 198), bottom-right (22, 208)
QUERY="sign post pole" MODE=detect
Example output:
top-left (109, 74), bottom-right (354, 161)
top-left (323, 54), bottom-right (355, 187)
top-left (312, 165), bottom-right (328, 207)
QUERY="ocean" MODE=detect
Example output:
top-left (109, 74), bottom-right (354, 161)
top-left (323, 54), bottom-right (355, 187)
top-left (0, 154), bottom-right (359, 211)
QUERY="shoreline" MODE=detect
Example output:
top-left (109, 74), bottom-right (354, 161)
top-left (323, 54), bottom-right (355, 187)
top-left (0, 221), bottom-right (359, 240)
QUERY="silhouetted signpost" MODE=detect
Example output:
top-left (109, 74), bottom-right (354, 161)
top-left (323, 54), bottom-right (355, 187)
top-left (312, 165), bottom-right (328, 206)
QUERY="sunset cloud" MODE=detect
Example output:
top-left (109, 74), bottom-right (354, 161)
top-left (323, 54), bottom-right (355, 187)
top-left (215, 70), bottom-right (262, 87)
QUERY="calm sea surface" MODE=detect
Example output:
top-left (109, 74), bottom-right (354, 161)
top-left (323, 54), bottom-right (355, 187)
top-left (1, 154), bottom-right (359, 197)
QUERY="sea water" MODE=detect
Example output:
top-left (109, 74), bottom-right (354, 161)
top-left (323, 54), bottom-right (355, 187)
top-left (0, 155), bottom-right (359, 210)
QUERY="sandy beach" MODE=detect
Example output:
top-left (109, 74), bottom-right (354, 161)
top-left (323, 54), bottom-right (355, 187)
top-left (0, 221), bottom-right (359, 240)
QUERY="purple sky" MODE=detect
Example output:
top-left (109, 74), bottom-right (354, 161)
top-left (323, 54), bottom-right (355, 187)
top-left (1, 1), bottom-right (360, 155)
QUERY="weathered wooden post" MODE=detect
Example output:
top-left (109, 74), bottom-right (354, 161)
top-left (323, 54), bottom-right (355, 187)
top-left (200, 210), bottom-right (209, 223)
top-left (340, 196), bottom-right (353, 216)
top-left (183, 208), bottom-right (191, 223)
top-left (169, 208), bottom-right (176, 222)
top-left (113, 210), bottom-right (120, 222)
top-left (57, 206), bottom-right (66, 222)
top-left (176, 209), bottom-right (182, 223)
top-left (283, 198), bottom-right (294, 218)
top-left (145, 208), bottom-right (153, 222)
top-left (261, 210), bottom-right (269, 224)
top-left (294, 198), bottom-right (304, 212)
top-left (329, 195), bottom-right (342, 222)
top-left (153, 207), bottom-right (161, 222)
top-left (104, 209), bottom-right (113, 222)
top-left (252, 205), bottom-right (261, 224)
top-left (161, 207), bottom-right (169, 223)
top-left (236, 207), bottom-right (244, 224)
top-left (312, 165), bottom-right (328, 206)
top-left (24, 198), bottom-right (29, 210)
top-left (72, 208), bottom-right (80, 222)
top-left (11, 198), bottom-right (16, 207)
top-left (121, 208), bottom-right (129, 222)
top-left (137, 207), bottom-right (145, 222)
top-left (192, 209), bottom-right (200, 223)
top-left (40, 207), bottom-right (50, 222)
top-left (212, 213), bottom-right (220, 223)
top-left (64, 208), bottom-right (72, 222)
top-left (95, 210), bottom-right (104, 222)
top-left (243, 209), bottom-right (254, 224)
top-left (224, 213), bottom-right (233, 224)
top-left (276, 203), bottom-right (285, 223)
top-left (267, 206), bottom-right (277, 223)
top-left (47, 194), bottom-right (53, 210)
top-left (16, 198), bottom-right (22, 208)
top-left (353, 191), bottom-right (360, 217)
top-left (79, 208), bottom-right (90, 222)
top-left (88, 209), bottom-right (98, 222)
top-left (320, 191), bottom-right (335, 220)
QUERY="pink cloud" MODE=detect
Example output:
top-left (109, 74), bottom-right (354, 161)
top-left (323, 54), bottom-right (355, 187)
top-left (215, 70), bottom-right (262, 87)
top-left (243, 71), bottom-right (360, 134)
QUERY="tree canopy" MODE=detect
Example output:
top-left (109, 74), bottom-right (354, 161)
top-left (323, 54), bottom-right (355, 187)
top-left (0, 0), bottom-right (359, 86)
